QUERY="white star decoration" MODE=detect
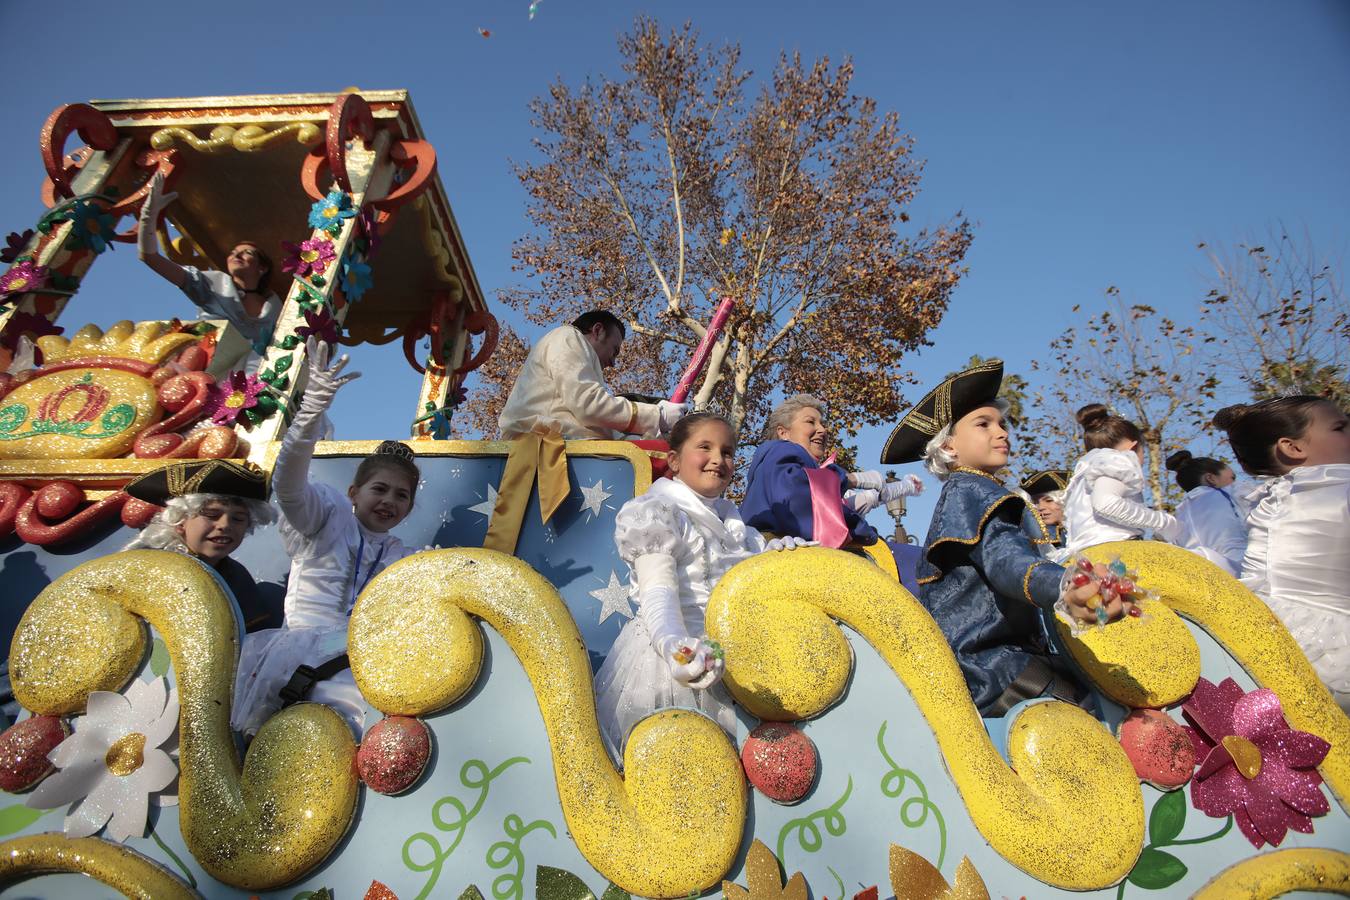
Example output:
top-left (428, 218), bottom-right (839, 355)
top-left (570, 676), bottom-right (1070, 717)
top-left (467, 485), bottom-right (499, 525)
top-left (578, 479), bottom-right (613, 520)
top-left (589, 570), bottom-right (632, 625)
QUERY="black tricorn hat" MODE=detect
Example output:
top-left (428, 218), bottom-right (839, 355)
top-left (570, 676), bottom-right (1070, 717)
top-left (124, 459), bottom-right (270, 506)
top-left (880, 359), bottom-right (1005, 465)
top-left (1020, 470), bottom-right (1070, 497)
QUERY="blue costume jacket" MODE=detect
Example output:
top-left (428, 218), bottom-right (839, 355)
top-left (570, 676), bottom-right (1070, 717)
top-left (917, 469), bottom-right (1065, 713)
top-left (740, 440), bottom-right (879, 545)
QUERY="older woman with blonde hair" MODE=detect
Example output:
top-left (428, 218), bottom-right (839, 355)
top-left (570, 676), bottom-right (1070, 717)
top-left (740, 393), bottom-right (922, 549)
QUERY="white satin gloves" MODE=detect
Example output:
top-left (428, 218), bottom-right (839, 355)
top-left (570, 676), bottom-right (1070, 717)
top-left (765, 535), bottom-right (817, 551)
top-left (850, 469), bottom-right (886, 491)
top-left (633, 554), bottom-right (724, 689)
top-left (881, 473), bottom-right (924, 501)
top-left (293, 337), bottom-right (361, 433)
top-left (137, 172), bottom-right (177, 259)
top-left (657, 400), bottom-right (691, 434)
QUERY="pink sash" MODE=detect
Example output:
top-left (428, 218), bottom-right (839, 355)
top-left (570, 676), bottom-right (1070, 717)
top-left (804, 453), bottom-right (849, 549)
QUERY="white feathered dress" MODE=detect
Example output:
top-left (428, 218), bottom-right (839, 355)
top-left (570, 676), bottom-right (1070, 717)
top-left (593, 476), bottom-right (767, 762)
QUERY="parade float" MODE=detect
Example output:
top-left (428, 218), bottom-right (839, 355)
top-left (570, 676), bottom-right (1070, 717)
top-left (0, 91), bottom-right (1346, 900)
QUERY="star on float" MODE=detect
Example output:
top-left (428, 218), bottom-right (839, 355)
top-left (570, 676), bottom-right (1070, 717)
top-left (578, 479), bottom-right (613, 520)
top-left (467, 485), bottom-right (499, 524)
top-left (589, 570), bottom-right (632, 624)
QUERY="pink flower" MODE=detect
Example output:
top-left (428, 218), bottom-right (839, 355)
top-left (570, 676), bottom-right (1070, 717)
top-left (281, 237), bottom-right (337, 277)
top-left (204, 370), bottom-right (265, 426)
top-left (1182, 676), bottom-right (1330, 848)
top-left (295, 307), bottom-right (339, 346)
top-left (0, 260), bottom-right (50, 299)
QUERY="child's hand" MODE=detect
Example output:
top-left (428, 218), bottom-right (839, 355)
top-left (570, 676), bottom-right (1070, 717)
top-left (1062, 562), bottom-right (1136, 624)
top-left (302, 336), bottom-right (361, 409)
top-left (667, 637), bottom-right (725, 689)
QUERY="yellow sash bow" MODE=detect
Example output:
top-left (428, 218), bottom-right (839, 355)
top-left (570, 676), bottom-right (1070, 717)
top-left (483, 433), bottom-right (570, 554)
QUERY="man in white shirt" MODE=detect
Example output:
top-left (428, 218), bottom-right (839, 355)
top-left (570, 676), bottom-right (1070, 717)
top-left (498, 310), bottom-right (687, 440)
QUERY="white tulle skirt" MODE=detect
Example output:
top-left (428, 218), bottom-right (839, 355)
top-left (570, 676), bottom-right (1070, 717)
top-left (1264, 597), bottom-right (1350, 713)
top-left (593, 617), bottom-right (738, 765)
top-left (232, 625), bottom-right (367, 738)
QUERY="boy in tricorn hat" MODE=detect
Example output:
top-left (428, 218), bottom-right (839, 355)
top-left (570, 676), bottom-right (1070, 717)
top-left (124, 459), bottom-right (279, 632)
top-left (1020, 469), bottom-right (1071, 550)
top-left (880, 360), bottom-right (1124, 716)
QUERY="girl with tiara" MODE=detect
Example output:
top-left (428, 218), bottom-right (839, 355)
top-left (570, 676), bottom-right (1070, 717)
top-left (1060, 403), bottom-right (1180, 556)
top-left (1165, 449), bottom-right (1247, 575)
top-left (1214, 396), bottom-right (1350, 711)
top-left (232, 338), bottom-right (420, 737)
top-left (594, 412), bottom-right (810, 762)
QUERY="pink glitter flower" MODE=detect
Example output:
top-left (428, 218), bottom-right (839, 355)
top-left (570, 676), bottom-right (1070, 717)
top-left (0, 260), bottom-right (50, 299)
top-left (281, 237), bottom-right (337, 277)
top-left (295, 306), bottom-right (339, 346)
top-left (205, 370), bottom-right (265, 426)
top-left (1182, 676), bottom-right (1330, 848)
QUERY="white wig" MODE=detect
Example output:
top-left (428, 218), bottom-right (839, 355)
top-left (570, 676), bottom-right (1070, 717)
top-left (124, 493), bottom-right (277, 554)
top-left (922, 398), bottom-right (1011, 480)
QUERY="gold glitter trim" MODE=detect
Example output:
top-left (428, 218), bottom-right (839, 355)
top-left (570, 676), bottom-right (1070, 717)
top-left (1191, 848), bottom-right (1350, 899)
top-left (0, 834), bottom-right (197, 898)
top-left (924, 493), bottom-right (1020, 574)
top-left (149, 122), bottom-right (322, 153)
top-left (705, 548), bottom-right (1143, 890)
top-left (1021, 560), bottom-right (1053, 604)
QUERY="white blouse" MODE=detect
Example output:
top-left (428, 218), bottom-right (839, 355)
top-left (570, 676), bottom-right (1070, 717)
top-left (1062, 448), bottom-right (1179, 554)
top-left (1175, 484), bottom-right (1248, 576)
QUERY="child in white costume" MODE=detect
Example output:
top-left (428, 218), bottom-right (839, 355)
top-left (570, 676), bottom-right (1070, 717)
top-left (232, 338), bottom-right (418, 737)
top-left (1165, 449), bottom-right (1248, 576)
top-left (1061, 403), bottom-right (1180, 556)
top-left (594, 412), bottom-right (810, 762)
top-left (1215, 395), bottom-right (1350, 712)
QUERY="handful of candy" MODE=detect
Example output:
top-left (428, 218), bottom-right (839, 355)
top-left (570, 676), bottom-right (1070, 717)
top-left (669, 636), bottom-right (726, 689)
top-left (1059, 554), bottom-right (1154, 632)
top-left (673, 638), bottom-right (724, 665)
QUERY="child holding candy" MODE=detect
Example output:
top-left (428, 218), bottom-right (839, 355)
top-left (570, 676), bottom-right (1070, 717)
top-left (880, 360), bottom-right (1120, 716)
top-left (594, 412), bottom-right (810, 762)
top-left (1214, 396), bottom-right (1350, 711)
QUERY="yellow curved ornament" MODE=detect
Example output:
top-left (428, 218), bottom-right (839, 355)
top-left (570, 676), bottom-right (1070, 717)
top-left (1081, 542), bottom-right (1350, 807)
top-left (0, 833), bottom-right (198, 899)
top-left (350, 549), bottom-right (747, 899)
top-left (8, 551), bottom-right (359, 890)
top-left (1190, 847), bottom-right (1350, 899)
top-left (149, 122), bottom-right (322, 153)
top-left (705, 549), bottom-right (1144, 891)
top-left (1053, 596), bottom-right (1202, 708)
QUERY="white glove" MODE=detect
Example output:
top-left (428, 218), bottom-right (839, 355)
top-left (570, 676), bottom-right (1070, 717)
top-left (294, 336), bottom-right (361, 431)
top-left (880, 473), bottom-right (924, 501)
top-left (137, 172), bottom-right (177, 259)
top-left (846, 488), bottom-right (882, 515)
top-left (765, 535), bottom-right (817, 551)
top-left (657, 400), bottom-right (691, 433)
top-left (850, 469), bottom-right (886, 491)
top-left (663, 636), bottom-right (725, 689)
top-left (633, 555), bottom-right (723, 689)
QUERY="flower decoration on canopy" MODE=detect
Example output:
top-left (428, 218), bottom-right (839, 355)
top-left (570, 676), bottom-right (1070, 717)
top-left (282, 236), bottom-right (337, 278)
top-left (308, 189), bottom-right (357, 236)
top-left (25, 677), bottom-right (179, 841)
top-left (60, 200), bottom-right (118, 254)
top-left (340, 256), bottom-right (373, 302)
top-left (0, 259), bottom-right (51, 300)
top-left (0, 311), bottom-right (62, 355)
top-left (205, 369), bottom-right (267, 426)
top-left (357, 208), bottom-right (382, 258)
top-left (1182, 676), bottom-right (1330, 848)
top-left (296, 306), bottom-right (340, 347)
top-left (1, 229), bottom-right (35, 263)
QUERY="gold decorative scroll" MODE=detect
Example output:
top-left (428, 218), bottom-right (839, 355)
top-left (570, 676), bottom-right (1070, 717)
top-left (149, 122), bottom-right (322, 154)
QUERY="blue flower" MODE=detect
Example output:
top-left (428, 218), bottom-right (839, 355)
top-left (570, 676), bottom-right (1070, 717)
top-left (308, 190), bottom-right (357, 235)
top-left (61, 200), bottom-right (117, 254)
top-left (340, 256), bottom-right (373, 302)
top-left (429, 409), bottom-right (452, 440)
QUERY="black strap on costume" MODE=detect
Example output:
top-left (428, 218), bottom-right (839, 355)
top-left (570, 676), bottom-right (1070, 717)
top-left (983, 655), bottom-right (1091, 717)
top-left (278, 654), bottom-right (350, 708)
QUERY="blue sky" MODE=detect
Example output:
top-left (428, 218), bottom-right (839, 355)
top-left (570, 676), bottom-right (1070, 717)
top-left (2, 0), bottom-right (1347, 534)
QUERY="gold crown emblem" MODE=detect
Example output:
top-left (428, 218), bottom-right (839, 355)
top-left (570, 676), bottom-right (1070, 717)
top-left (37, 321), bottom-right (198, 366)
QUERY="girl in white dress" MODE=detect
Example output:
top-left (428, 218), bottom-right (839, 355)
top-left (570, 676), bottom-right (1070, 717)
top-left (1061, 403), bottom-right (1181, 556)
top-left (1214, 396), bottom-right (1350, 712)
top-left (593, 412), bottom-right (809, 762)
top-left (1165, 449), bottom-right (1248, 575)
top-left (232, 338), bottom-right (419, 737)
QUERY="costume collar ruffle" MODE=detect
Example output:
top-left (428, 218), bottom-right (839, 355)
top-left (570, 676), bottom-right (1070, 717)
top-left (651, 476), bottom-right (747, 546)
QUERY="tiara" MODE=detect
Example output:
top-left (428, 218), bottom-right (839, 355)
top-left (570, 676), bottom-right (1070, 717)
top-left (375, 440), bottom-right (416, 462)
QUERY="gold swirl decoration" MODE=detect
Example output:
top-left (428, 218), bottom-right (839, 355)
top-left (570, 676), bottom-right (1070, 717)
top-left (1053, 595), bottom-right (1201, 708)
top-left (1190, 847), bottom-right (1350, 899)
top-left (8, 551), bottom-right (359, 890)
top-left (349, 549), bottom-right (747, 898)
top-left (1078, 541), bottom-right (1350, 807)
top-left (704, 548), bottom-right (1144, 891)
top-left (0, 833), bottom-right (199, 898)
top-left (149, 122), bottom-right (322, 153)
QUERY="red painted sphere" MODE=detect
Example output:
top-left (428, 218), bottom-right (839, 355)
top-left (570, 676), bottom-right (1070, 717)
top-left (121, 498), bottom-right (162, 529)
top-left (357, 716), bottom-right (432, 795)
top-left (1118, 708), bottom-right (1195, 790)
top-left (741, 722), bottom-right (818, 804)
top-left (0, 716), bottom-right (68, 793)
top-left (34, 482), bottom-right (81, 519)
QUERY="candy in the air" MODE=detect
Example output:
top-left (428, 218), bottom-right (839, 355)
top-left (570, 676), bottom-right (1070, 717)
top-left (0, 716), bottom-right (69, 793)
top-left (356, 716), bottom-right (432, 795)
top-left (741, 722), bottom-right (817, 804)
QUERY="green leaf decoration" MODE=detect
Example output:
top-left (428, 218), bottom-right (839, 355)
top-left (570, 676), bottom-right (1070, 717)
top-left (273, 354), bottom-right (293, 375)
top-left (535, 866), bottom-right (598, 900)
top-left (458, 887), bottom-right (486, 900)
top-left (600, 884), bottom-right (632, 900)
top-left (1127, 847), bottom-right (1188, 890)
top-left (291, 889), bottom-right (334, 900)
top-left (279, 335), bottom-right (301, 350)
top-left (0, 804), bottom-right (47, 837)
top-left (1148, 788), bottom-right (1186, 846)
top-left (310, 274), bottom-right (325, 288)
top-left (150, 637), bottom-right (170, 677)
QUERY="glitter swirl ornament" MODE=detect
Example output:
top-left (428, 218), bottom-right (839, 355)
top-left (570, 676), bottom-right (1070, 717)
top-left (357, 716), bottom-right (432, 795)
top-left (705, 547), bottom-right (1144, 891)
top-left (349, 549), bottom-right (746, 899)
top-left (741, 722), bottom-right (817, 804)
top-left (1191, 847), bottom-right (1350, 898)
top-left (1117, 709), bottom-right (1195, 790)
top-left (0, 833), bottom-right (199, 898)
top-left (0, 715), bottom-right (68, 792)
top-left (8, 550), bottom-right (359, 889)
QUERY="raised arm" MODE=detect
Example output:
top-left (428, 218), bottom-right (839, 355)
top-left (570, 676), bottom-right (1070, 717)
top-left (1089, 476), bottom-right (1180, 540)
top-left (137, 172), bottom-right (188, 289)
